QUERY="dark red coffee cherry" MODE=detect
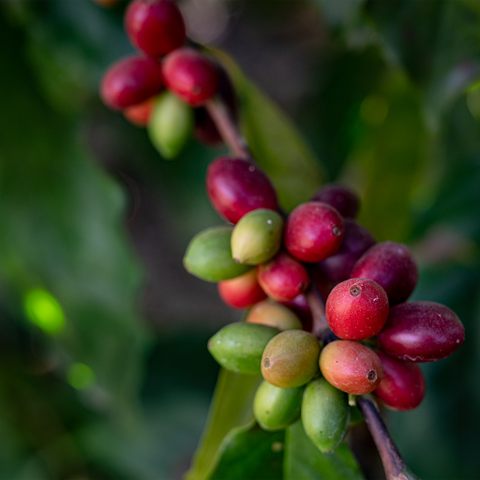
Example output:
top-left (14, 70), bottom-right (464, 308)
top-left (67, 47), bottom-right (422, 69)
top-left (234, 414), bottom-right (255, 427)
top-left (206, 157), bottom-right (278, 224)
top-left (257, 251), bottom-right (309, 302)
top-left (314, 219), bottom-right (376, 289)
top-left (374, 351), bottom-right (426, 411)
top-left (100, 55), bottom-right (163, 110)
top-left (124, 0), bottom-right (186, 58)
top-left (162, 48), bottom-right (219, 106)
top-left (311, 184), bottom-right (360, 219)
top-left (326, 278), bottom-right (389, 341)
top-left (217, 269), bottom-right (267, 309)
top-left (280, 293), bottom-right (313, 332)
top-left (123, 96), bottom-right (156, 126)
top-left (377, 301), bottom-right (465, 362)
top-left (319, 340), bottom-right (383, 395)
top-left (350, 241), bottom-right (418, 305)
top-left (284, 201), bottom-right (344, 263)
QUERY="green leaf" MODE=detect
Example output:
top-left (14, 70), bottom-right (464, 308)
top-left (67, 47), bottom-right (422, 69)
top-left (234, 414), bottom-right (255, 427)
top-left (186, 369), bottom-right (262, 480)
top-left (209, 50), bottom-right (324, 212)
top-left (284, 421), bottom-right (365, 480)
top-left (208, 421), bottom-right (284, 480)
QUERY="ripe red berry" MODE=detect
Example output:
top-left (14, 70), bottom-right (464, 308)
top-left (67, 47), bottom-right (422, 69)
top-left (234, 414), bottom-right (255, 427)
top-left (206, 157), bottom-right (278, 224)
top-left (284, 201), bottom-right (344, 263)
top-left (124, 0), bottom-right (186, 58)
top-left (162, 48), bottom-right (219, 106)
top-left (257, 252), bottom-right (309, 302)
top-left (311, 184), bottom-right (360, 219)
top-left (326, 278), bottom-right (389, 341)
top-left (350, 241), bottom-right (418, 305)
top-left (374, 351), bottom-right (426, 411)
top-left (123, 96), bottom-right (156, 126)
top-left (100, 55), bottom-right (163, 110)
top-left (319, 340), bottom-right (383, 395)
top-left (217, 269), bottom-right (267, 309)
top-left (377, 301), bottom-right (465, 362)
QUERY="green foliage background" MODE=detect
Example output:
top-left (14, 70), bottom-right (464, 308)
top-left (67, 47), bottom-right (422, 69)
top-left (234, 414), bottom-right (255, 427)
top-left (1, 0), bottom-right (480, 479)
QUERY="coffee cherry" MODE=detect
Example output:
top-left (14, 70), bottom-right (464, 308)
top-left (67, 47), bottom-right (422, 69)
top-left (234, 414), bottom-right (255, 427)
top-left (254, 381), bottom-right (303, 431)
top-left (246, 299), bottom-right (302, 331)
top-left (377, 301), bottom-right (465, 362)
top-left (374, 351), bottom-right (426, 411)
top-left (284, 201), bottom-right (344, 263)
top-left (231, 209), bottom-right (283, 265)
top-left (148, 90), bottom-right (193, 158)
top-left (311, 184), bottom-right (360, 219)
top-left (319, 340), bottom-right (383, 395)
top-left (350, 241), bottom-right (418, 306)
top-left (183, 226), bottom-right (251, 282)
top-left (123, 96), bottom-right (156, 126)
top-left (194, 107), bottom-right (223, 146)
top-left (326, 278), bottom-right (389, 341)
top-left (261, 330), bottom-right (321, 388)
top-left (162, 48), bottom-right (219, 106)
top-left (208, 322), bottom-right (279, 374)
top-left (302, 377), bottom-right (350, 453)
top-left (217, 269), bottom-right (267, 309)
top-left (279, 294), bottom-right (313, 332)
top-left (257, 251), bottom-right (309, 301)
top-left (100, 55), bottom-right (163, 110)
top-left (314, 219), bottom-right (376, 288)
top-left (206, 157), bottom-right (278, 224)
top-left (124, 0), bottom-right (186, 58)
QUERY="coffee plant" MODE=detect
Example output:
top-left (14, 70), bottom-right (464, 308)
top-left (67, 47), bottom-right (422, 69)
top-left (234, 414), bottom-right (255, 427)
top-left (2, 0), bottom-right (480, 479)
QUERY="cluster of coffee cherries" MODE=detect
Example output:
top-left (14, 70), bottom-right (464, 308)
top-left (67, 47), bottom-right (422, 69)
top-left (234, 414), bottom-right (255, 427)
top-left (183, 157), bottom-right (465, 453)
top-left (100, 0), bottom-right (234, 157)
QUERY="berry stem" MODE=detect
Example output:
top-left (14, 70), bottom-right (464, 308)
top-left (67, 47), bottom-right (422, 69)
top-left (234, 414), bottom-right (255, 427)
top-left (356, 396), bottom-right (419, 480)
top-left (205, 98), bottom-right (251, 159)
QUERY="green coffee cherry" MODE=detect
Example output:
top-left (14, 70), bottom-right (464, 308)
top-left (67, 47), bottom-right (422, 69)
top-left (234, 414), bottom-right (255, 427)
top-left (254, 380), bottom-right (303, 431)
top-left (261, 330), bottom-right (321, 388)
top-left (231, 209), bottom-right (283, 265)
top-left (208, 322), bottom-right (279, 374)
top-left (148, 91), bottom-right (193, 159)
top-left (246, 299), bottom-right (302, 331)
top-left (302, 377), bottom-right (350, 453)
top-left (183, 226), bottom-right (251, 282)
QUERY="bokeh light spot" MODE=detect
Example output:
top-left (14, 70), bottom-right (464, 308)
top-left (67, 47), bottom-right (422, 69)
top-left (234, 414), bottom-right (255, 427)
top-left (24, 289), bottom-right (65, 334)
top-left (360, 95), bottom-right (389, 126)
top-left (68, 363), bottom-right (95, 390)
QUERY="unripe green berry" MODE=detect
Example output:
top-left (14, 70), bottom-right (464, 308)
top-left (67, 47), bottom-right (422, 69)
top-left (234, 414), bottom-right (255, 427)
top-left (246, 299), bottom-right (302, 331)
top-left (208, 322), bottom-right (279, 374)
top-left (261, 330), bottom-right (321, 388)
top-left (183, 226), bottom-right (251, 282)
top-left (254, 380), bottom-right (303, 431)
top-left (231, 209), bottom-right (283, 265)
top-left (148, 91), bottom-right (193, 159)
top-left (302, 377), bottom-right (350, 453)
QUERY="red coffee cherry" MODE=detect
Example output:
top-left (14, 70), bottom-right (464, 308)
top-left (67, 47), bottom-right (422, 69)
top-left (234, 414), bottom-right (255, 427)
top-left (206, 157), bottom-right (278, 224)
top-left (319, 340), bottom-right (383, 395)
top-left (350, 241), bottom-right (418, 305)
top-left (377, 301), bottom-right (465, 362)
top-left (162, 48), bottom-right (219, 106)
top-left (217, 269), bottom-right (267, 309)
top-left (123, 96), bottom-right (156, 126)
top-left (124, 0), bottom-right (186, 58)
top-left (374, 351), bottom-right (426, 411)
top-left (311, 184), bottom-right (360, 219)
top-left (100, 55), bottom-right (163, 110)
top-left (326, 278), bottom-right (389, 341)
top-left (257, 252), bottom-right (309, 302)
top-left (284, 201), bottom-right (344, 263)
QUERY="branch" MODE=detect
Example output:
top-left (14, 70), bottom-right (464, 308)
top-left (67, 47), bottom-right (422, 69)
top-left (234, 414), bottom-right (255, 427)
top-left (356, 397), bottom-right (420, 480)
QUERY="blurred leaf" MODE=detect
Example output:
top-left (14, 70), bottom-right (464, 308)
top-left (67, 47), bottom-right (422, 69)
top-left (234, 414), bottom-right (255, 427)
top-left (208, 421), bottom-right (284, 480)
top-left (210, 50), bottom-right (324, 212)
top-left (0, 10), bottom-right (149, 420)
top-left (314, 0), bottom-right (365, 31)
top-left (284, 421), bottom-right (365, 480)
top-left (186, 369), bottom-right (262, 480)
